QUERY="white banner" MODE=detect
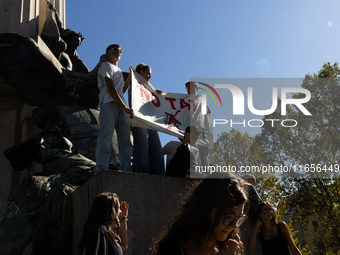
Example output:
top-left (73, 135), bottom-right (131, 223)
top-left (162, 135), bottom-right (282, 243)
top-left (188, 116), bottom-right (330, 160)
top-left (130, 72), bottom-right (214, 148)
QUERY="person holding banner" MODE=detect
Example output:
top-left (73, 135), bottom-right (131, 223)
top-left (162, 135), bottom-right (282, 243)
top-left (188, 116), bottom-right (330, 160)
top-left (129, 63), bottom-right (165, 175)
top-left (95, 44), bottom-right (134, 174)
top-left (185, 81), bottom-right (212, 168)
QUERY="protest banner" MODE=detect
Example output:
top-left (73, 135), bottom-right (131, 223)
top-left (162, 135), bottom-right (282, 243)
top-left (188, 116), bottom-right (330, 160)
top-left (130, 72), bottom-right (213, 148)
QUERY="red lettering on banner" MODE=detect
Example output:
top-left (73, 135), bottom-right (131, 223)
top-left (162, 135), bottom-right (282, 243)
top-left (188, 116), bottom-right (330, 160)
top-left (140, 83), bottom-right (150, 101)
top-left (139, 83), bottom-right (160, 107)
top-left (165, 110), bottom-right (181, 131)
top-left (180, 99), bottom-right (190, 110)
top-left (151, 92), bottom-right (160, 107)
top-left (165, 97), bottom-right (177, 110)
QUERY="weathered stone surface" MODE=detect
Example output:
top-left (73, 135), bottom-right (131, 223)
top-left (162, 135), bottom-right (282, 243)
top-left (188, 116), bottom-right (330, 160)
top-left (72, 171), bottom-right (196, 255)
top-left (0, 108), bottom-right (22, 205)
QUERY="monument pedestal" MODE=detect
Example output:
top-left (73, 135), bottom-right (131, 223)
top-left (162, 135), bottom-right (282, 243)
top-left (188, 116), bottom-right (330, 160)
top-left (72, 171), bottom-right (195, 255)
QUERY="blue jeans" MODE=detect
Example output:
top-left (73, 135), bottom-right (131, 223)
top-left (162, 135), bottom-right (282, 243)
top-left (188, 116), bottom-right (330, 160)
top-left (96, 102), bottom-right (132, 173)
top-left (132, 127), bottom-right (164, 174)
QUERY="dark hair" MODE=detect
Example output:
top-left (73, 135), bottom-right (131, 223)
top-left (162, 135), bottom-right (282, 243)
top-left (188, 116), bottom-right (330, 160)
top-left (106, 44), bottom-right (121, 52)
top-left (78, 192), bottom-right (121, 255)
top-left (136, 63), bottom-right (151, 74)
top-left (153, 172), bottom-right (248, 253)
top-left (185, 124), bottom-right (202, 136)
top-left (256, 201), bottom-right (278, 225)
top-left (243, 173), bottom-right (256, 184)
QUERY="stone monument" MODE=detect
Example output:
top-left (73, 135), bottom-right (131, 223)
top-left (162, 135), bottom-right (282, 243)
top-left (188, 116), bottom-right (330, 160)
top-left (0, 1), bottom-right (101, 254)
top-left (0, 0), bottom-right (66, 207)
top-left (0, 2), bottom-right (262, 255)
top-left (0, 2), bottom-right (183, 255)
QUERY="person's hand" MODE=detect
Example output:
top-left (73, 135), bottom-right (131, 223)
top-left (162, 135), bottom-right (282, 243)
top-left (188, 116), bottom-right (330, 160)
top-left (119, 201), bottom-right (129, 220)
top-left (255, 219), bottom-right (263, 228)
top-left (129, 66), bottom-right (136, 73)
top-left (156, 89), bottom-right (163, 94)
top-left (218, 239), bottom-right (240, 255)
top-left (125, 108), bottom-right (135, 119)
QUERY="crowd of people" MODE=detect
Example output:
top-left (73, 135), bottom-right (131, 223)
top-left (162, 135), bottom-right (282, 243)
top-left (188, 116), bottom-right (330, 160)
top-left (79, 173), bottom-right (302, 255)
top-left (94, 43), bottom-right (209, 177)
top-left (85, 43), bottom-right (302, 255)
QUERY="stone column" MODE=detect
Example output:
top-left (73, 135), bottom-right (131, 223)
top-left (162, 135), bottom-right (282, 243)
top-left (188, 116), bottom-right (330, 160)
top-left (0, 0), bottom-right (65, 37)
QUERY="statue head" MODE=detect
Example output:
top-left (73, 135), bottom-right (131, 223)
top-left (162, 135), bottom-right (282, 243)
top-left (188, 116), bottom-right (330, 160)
top-left (61, 29), bottom-right (84, 51)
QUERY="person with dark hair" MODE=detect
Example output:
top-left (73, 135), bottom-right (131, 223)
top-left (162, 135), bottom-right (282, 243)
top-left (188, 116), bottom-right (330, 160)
top-left (129, 63), bottom-right (165, 175)
top-left (78, 192), bottom-right (129, 255)
top-left (95, 44), bottom-right (134, 173)
top-left (154, 172), bottom-right (248, 255)
top-left (165, 125), bottom-right (202, 177)
top-left (248, 201), bottom-right (302, 255)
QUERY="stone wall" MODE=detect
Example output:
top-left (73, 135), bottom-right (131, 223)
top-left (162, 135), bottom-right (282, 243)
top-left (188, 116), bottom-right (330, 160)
top-left (72, 170), bottom-right (196, 255)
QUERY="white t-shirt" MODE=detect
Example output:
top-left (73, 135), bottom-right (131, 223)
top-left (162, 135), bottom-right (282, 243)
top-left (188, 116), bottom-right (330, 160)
top-left (97, 61), bottom-right (126, 105)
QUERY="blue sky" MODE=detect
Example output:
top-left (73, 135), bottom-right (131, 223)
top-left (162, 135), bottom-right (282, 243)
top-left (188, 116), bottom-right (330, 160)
top-left (66, 0), bottom-right (340, 146)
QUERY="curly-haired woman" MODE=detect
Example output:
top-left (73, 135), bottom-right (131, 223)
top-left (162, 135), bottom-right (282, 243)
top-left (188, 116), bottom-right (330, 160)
top-left (154, 173), bottom-right (248, 255)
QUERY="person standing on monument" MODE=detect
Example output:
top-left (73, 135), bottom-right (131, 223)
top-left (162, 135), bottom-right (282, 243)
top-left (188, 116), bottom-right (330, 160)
top-left (129, 63), bottom-right (165, 174)
top-left (185, 81), bottom-right (212, 168)
top-left (95, 44), bottom-right (134, 173)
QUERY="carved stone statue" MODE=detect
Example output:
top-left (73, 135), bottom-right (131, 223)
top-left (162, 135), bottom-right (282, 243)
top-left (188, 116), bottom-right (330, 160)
top-left (60, 29), bottom-right (89, 73)
top-left (0, 3), bottom-right (108, 254)
top-left (41, 2), bottom-right (89, 73)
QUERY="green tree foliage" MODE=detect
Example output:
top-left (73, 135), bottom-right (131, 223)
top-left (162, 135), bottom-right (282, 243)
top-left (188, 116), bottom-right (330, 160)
top-left (208, 128), bottom-right (281, 203)
top-left (256, 62), bottom-right (340, 253)
top-left (209, 128), bottom-right (266, 169)
top-left (207, 129), bottom-right (309, 251)
top-left (207, 128), bottom-right (309, 252)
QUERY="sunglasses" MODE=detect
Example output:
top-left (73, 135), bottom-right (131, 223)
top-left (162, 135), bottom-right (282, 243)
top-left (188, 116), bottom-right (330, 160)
top-left (186, 85), bottom-right (198, 90)
top-left (111, 48), bottom-right (123, 53)
top-left (223, 212), bottom-right (247, 227)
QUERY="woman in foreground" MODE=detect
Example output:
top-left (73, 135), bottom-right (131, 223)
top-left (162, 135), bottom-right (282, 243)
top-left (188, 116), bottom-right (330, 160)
top-left (248, 201), bottom-right (302, 255)
top-left (78, 192), bottom-right (128, 255)
top-left (154, 172), bottom-right (248, 255)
